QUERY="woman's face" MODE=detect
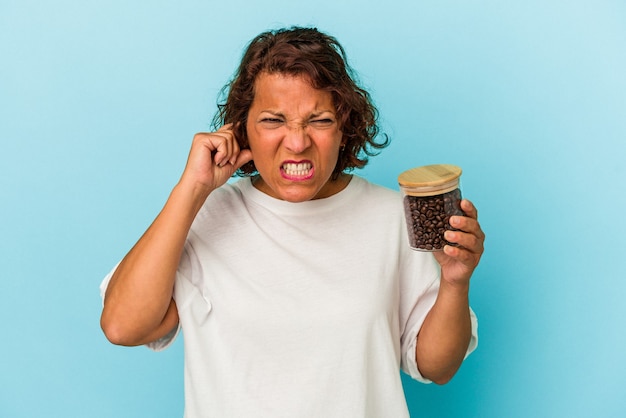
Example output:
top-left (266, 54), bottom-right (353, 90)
top-left (246, 72), bottom-right (347, 202)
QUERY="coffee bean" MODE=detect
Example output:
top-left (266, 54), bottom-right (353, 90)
top-left (403, 188), bottom-right (463, 251)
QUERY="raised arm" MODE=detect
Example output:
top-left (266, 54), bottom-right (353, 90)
top-left (100, 125), bottom-right (252, 346)
top-left (415, 199), bottom-right (484, 384)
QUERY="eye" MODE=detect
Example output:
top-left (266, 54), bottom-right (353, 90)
top-left (309, 118), bottom-right (335, 127)
top-left (259, 117), bottom-right (284, 128)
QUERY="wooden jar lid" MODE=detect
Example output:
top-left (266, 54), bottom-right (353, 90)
top-left (398, 164), bottom-right (462, 196)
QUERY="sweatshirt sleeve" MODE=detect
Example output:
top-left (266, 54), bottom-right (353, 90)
top-left (99, 263), bottom-right (181, 352)
top-left (398, 252), bottom-right (478, 383)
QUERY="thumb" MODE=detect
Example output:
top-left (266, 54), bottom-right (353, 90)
top-left (233, 149), bottom-right (253, 170)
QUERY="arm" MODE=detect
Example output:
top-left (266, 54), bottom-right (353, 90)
top-left (100, 125), bottom-right (252, 346)
top-left (415, 199), bottom-right (484, 384)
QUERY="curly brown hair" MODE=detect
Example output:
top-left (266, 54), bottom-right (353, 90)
top-left (212, 26), bottom-right (389, 178)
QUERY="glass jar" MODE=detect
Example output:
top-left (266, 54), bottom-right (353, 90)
top-left (398, 164), bottom-right (464, 251)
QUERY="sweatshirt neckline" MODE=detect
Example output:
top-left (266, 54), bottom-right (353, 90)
top-left (236, 175), bottom-right (365, 216)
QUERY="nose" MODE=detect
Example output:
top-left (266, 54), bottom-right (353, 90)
top-left (282, 124), bottom-right (311, 154)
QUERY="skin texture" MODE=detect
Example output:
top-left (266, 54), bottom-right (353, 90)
top-left (247, 72), bottom-right (351, 202)
top-left (415, 199), bottom-right (485, 384)
top-left (100, 72), bottom-right (485, 386)
top-left (100, 125), bottom-right (252, 346)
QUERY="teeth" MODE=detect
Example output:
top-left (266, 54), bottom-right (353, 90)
top-left (283, 162), bottom-right (312, 176)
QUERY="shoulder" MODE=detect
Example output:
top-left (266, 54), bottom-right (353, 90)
top-left (351, 176), bottom-right (401, 206)
top-left (207, 178), bottom-right (248, 206)
top-left (344, 176), bottom-right (405, 225)
top-left (191, 179), bottom-right (248, 226)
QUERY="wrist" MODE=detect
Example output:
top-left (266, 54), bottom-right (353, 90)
top-left (174, 177), bottom-right (213, 204)
top-left (170, 180), bottom-right (213, 219)
top-left (438, 275), bottom-right (470, 297)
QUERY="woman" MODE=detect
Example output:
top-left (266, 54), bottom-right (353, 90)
top-left (100, 27), bottom-right (484, 417)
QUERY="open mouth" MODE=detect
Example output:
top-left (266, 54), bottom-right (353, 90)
top-left (281, 161), bottom-right (313, 179)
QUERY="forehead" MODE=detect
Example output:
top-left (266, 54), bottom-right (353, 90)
top-left (251, 72), bottom-right (335, 111)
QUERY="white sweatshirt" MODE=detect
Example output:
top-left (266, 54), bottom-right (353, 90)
top-left (101, 175), bottom-right (477, 417)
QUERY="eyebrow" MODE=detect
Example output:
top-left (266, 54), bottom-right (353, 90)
top-left (260, 110), bottom-right (335, 118)
top-left (309, 111), bottom-right (335, 119)
top-left (261, 110), bottom-right (286, 118)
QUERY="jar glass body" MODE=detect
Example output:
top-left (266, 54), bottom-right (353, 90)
top-left (399, 176), bottom-right (464, 251)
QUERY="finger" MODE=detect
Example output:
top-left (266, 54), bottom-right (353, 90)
top-left (193, 131), bottom-right (230, 149)
top-left (442, 233), bottom-right (484, 270)
top-left (216, 123), bottom-right (245, 167)
top-left (442, 243), bottom-right (478, 266)
top-left (442, 243), bottom-right (463, 259)
top-left (444, 229), bottom-right (483, 255)
top-left (210, 132), bottom-right (235, 167)
top-left (226, 122), bottom-right (245, 165)
top-left (450, 215), bottom-right (483, 237)
top-left (460, 199), bottom-right (478, 219)
top-left (447, 218), bottom-right (486, 255)
top-left (233, 149), bottom-right (253, 170)
top-left (218, 123), bottom-right (234, 132)
top-left (205, 124), bottom-right (234, 165)
top-left (229, 135), bottom-right (241, 166)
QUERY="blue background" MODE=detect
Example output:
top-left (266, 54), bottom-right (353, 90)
top-left (2, 0), bottom-right (625, 417)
